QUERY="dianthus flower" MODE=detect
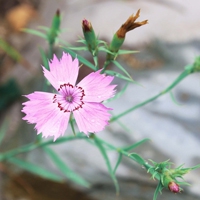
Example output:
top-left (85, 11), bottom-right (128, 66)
top-left (22, 53), bottom-right (116, 140)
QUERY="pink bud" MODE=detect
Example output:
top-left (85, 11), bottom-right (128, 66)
top-left (82, 19), bottom-right (92, 32)
top-left (168, 182), bottom-right (180, 193)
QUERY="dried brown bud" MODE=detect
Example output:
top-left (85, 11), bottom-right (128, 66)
top-left (116, 9), bottom-right (148, 38)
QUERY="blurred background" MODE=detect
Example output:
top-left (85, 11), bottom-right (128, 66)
top-left (0, 0), bottom-right (200, 199)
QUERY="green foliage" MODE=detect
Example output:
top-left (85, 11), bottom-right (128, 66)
top-left (62, 47), bottom-right (96, 70)
top-left (93, 135), bottom-right (119, 194)
top-left (0, 38), bottom-right (22, 61)
top-left (0, 117), bottom-right (8, 146)
top-left (8, 157), bottom-right (62, 181)
top-left (43, 147), bottom-right (90, 187)
top-left (0, 79), bottom-right (21, 112)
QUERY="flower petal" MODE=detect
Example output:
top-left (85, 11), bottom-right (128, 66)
top-left (77, 70), bottom-right (116, 102)
top-left (73, 102), bottom-right (112, 135)
top-left (22, 91), bottom-right (70, 141)
top-left (43, 53), bottom-right (79, 90)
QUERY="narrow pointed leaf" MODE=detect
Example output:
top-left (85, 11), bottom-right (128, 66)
top-left (37, 26), bottom-right (50, 32)
top-left (169, 91), bottom-right (182, 105)
top-left (99, 46), bottom-right (114, 54)
top-left (113, 153), bottom-right (122, 174)
top-left (22, 28), bottom-right (47, 39)
top-left (112, 60), bottom-right (132, 79)
top-left (128, 153), bottom-right (146, 165)
top-left (105, 70), bottom-right (135, 83)
top-left (0, 38), bottom-right (22, 62)
top-left (68, 46), bottom-right (88, 51)
top-left (118, 49), bottom-right (139, 55)
top-left (39, 48), bottom-right (49, 70)
top-left (123, 139), bottom-right (150, 151)
top-left (69, 115), bottom-right (76, 136)
top-left (62, 47), bottom-right (96, 70)
top-left (8, 157), bottom-right (62, 181)
top-left (153, 181), bottom-right (164, 200)
top-left (43, 147), bottom-right (90, 187)
top-left (94, 136), bottom-right (119, 194)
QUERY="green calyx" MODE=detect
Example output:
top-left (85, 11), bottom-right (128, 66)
top-left (109, 33), bottom-right (125, 53)
top-left (106, 34), bottom-right (125, 61)
top-left (48, 10), bottom-right (61, 45)
top-left (82, 20), bottom-right (98, 56)
top-left (193, 56), bottom-right (200, 72)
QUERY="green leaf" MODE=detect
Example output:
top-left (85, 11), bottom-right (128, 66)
top-left (169, 91), bottom-right (182, 106)
top-left (37, 26), bottom-right (50, 32)
top-left (69, 114), bottom-right (76, 136)
top-left (191, 164), bottom-right (200, 170)
top-left (0, 117), bottom-right (8, 146)
top-left (128, 153), bottom-right (146, 165)
top-left (77, 39), bottom-right (87, 45)
top-left (104, 70), bottom-right (135, 83)
top-left (153, 181), bottom-right (164, 200)
top-left (117, 49), bottom-right (139, 55)
top-left (99, 46), bottom-right (114, 54)
top-left (112, 60), bottom-right (132, 80)
top-left (68, 46), bottom-right (88, 51)
top-left (22, 28), bottom-right (47, 39)
top-left (111, 60), bottom-right (143, 86)
top-left (113, 153), bottom-right (122, 174)
top-left (0, 38), bottom-right (22, 62)
top-left (93, 136), bottom-right (119, 194)
top-left (62, 47), bottom-right (96, 71)
top-left (123, 139), bottom-right (150, 151)
top-left (39, 48), bottom-right (49, 70)
top-left (8, 157), bottom-right (62, 181)
top-left (43, 147), bottom-right (90, 187)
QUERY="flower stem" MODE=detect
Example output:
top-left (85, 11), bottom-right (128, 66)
top-left (110, 68), bottom-right (192, 122)
top-left (0, 134), bottom-right (86, 162)
top-left (48, 43), bottom-right (53, 59)
top-left (93, 55), bottom-right (99, 70)
top-left (94, 136), bottom-right (160, 179)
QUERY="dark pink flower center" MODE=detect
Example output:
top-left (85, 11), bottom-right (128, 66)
top-left (53, 83), bottom-right (85, 112)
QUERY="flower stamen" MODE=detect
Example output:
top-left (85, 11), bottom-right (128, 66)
top-left (53, 83), bottom-right (85, 112)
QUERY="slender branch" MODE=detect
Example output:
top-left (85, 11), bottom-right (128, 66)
top-left (110, 68), bottom-right (192, 122)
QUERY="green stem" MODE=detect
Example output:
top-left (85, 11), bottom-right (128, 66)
top-left (93, 136), bottom-right (160, 180)
top-left (93, 55), bottom-right (99, 70)
top-left (110, 68), bottom-right (192, 122)
top-left (0, 134), bottom-right (86, 162)
top-left (48, 43), bottom-right (53, 59)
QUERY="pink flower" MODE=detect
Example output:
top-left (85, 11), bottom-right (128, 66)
top-left (22, 53), bottom-right (116, 140)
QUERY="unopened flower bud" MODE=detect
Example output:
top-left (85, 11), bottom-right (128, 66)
top-left (82, 19), bottom-right (92, 32)
top-left (82, 19), bottom-right (97, 55)
top-left (168, 182), bottom-right (180, 193)
top-left (48, 9), bottom-right (61, 45)
top-left (193, 56), bottom-right (200, 72)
